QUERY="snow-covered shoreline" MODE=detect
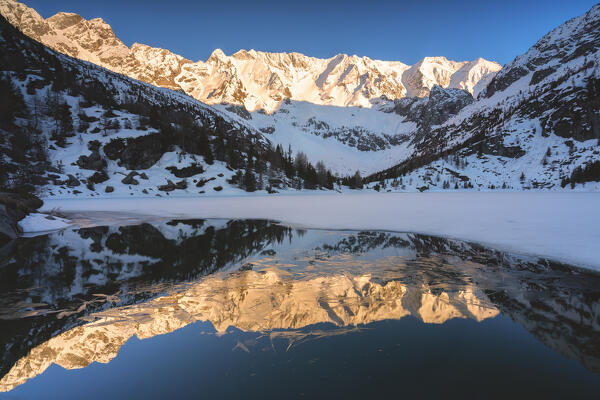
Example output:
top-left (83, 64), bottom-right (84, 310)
top-left (38, 192), bottom-right (600, 271)
top-left (18, 213), bottom-right (72, 235)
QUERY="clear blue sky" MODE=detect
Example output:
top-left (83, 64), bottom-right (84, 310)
top-left (22, 0), bottom-right (599, 65)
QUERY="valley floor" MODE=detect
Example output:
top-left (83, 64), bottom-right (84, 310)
top-left (30, 192), bottom-right (600, 272)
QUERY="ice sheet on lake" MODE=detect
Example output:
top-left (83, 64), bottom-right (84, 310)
top-left (40, 192), bottom-right (600, 271)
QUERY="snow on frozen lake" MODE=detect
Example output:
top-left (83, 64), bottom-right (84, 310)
top-left (39, 192), bottom-right (600, 271)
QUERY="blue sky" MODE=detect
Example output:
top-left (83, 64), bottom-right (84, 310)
top-left (23, 0), bottom-right (598, 65)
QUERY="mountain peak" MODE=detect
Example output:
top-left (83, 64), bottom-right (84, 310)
top-left (419, 56), bottom-right (450, 63)
top-left (46, 12), bottom-right (83, 29)
top-left (232, 49), bottom-right (258, 60)
top-left (0, 0), bottom-right (503, 112)
top-left (208, 48), bottom-right (227, 62)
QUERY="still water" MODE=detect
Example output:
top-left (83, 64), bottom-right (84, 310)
top-left (0, 219), bottom-right (599, 399)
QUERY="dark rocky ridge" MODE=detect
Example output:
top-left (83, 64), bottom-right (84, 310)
top-left (386, 85), bottom-right (474, 140)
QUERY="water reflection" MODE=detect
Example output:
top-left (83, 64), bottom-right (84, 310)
top-left (0, 220), bottom-right (599, 393)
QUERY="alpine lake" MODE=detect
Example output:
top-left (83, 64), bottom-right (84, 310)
top-left (1, 218), bottom-right (599, 399)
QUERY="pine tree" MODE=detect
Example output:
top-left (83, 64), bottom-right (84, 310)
top-left (353, 170), bottom-right (363, 189)
top-left (257, 171), bottom-right (264, 190)
top-left (315, 160), bottom-right (327, 188)
top-left (0, 77), bottom-right (26, 129)
top-left (204, 143), bottom-right (214, 165)
top-left (243, 168), bottom-right (256, 192)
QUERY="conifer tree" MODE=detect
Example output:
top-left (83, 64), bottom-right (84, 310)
top-left (243, 168), bottom-right (256, 192)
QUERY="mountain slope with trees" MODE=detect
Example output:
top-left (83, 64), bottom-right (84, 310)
top-left (0, 15), bottom-right (342, 198)
top-left (366, 4), bottom-right (600, 192)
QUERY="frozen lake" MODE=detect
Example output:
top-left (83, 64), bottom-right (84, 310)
top-left (39, 192), bottom-right (600, 271)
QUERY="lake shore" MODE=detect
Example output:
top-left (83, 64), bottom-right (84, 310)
top-left (33, 192), bottom-right (600, 272)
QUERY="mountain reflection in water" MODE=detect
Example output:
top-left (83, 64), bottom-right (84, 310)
top-left (0, 219), bottom-right (599, 396)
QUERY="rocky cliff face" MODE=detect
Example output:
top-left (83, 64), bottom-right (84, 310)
top-left (484, 5), bottom-right (600, 99)
top-left (0, 0), bottom-right (501, 112)
top-left (384, 85), bottom-right (475, 135)
top-left (0, 2), bottom-right (129, 67)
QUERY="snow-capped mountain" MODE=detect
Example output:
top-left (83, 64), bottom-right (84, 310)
top-left (367, 3), bottom-right (600, 191)
top-left (0, 0), bottom-right (501, 112)
top-left (1, 0), bottom-right (598, 195)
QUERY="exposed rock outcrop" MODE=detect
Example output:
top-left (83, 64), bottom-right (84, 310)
top-left (387, 85), bottom-right (474, 136)
top-left (76, 150), bottom-right (106, 171)
top-left (0, 192), bottom-right (43, 244)
top-left (103, 133), bottom-right (168, 170)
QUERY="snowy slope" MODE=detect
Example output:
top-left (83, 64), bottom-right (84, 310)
top-left (215, 100), bottom-right (416, 176)
top-left (0, 0), bottom-right (501, 112)
top-left (450, 58), bottom-right (503, 98)
top-left (368, 3), bottom-right (600, 192)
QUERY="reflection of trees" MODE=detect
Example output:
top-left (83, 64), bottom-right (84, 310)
top-left (0, 224), bottom-right (599, 388)
top-left (0, 219), bottom-right (292, 380)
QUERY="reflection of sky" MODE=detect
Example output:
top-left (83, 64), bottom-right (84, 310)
top-left (7, 316), bottom-right (600, 399)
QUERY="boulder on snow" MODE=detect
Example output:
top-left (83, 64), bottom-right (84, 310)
top-left (0, 192), bottom-right (43, 212)
top-left (76, 150), bottom-right (106, 171)
top-left (105, 186), bottom-right (115, 193)
top-left (121, 171), bottom-right (139, 185)
top-left (89, 170), bottom-right (109, 184)
top-left (196, 177), bottom-right (216, 187)
top-left (166, 164), bottom-right (204, 178)
top-left (103, 133), bottom-right (167, 170)
top-left (158, 179), bottom-right (187, 191)
top-left (158, 180), bottom-right (176, 192)
top-left (87, 140), bottom-right (101, 152)
top-left (66, 174), bottom-right (80, 187)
